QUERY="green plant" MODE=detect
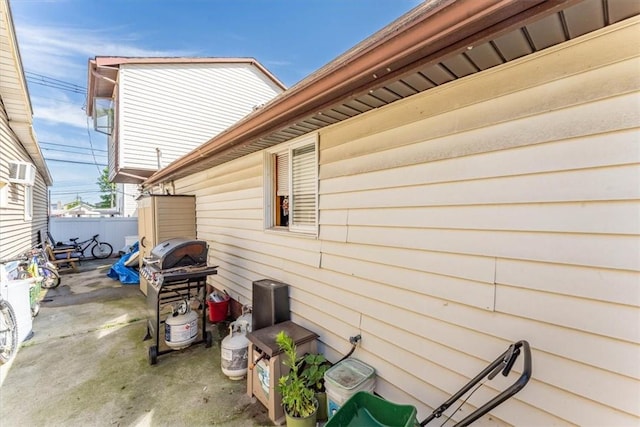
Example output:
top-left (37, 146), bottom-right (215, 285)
top-left (276, 331), bottom-right (317, 418)
top-left (301, 353), bottom-right (329, 392)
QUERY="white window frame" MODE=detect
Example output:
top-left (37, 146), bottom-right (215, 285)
top-left (264, 133), bottom-right (318, 236)
top-left (24, 185), bottom-right (33, 220)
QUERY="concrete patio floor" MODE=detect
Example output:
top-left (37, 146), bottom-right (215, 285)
top-left (0, 258), bottom-right (272, 426)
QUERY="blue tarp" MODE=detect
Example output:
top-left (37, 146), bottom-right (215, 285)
top-left (107, 242), bottom-right (139, 285)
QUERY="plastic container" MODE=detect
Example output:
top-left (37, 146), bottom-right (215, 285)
top-left (207, 291), bottom-right (229, 322)
top-left (324, 358), bottom-right (375, 419)
top-left (325, 391), bottom-right (417, 427)
top-left (0, 277), bottom-right (34, 343)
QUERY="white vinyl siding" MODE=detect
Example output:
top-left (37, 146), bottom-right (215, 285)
top-left (0, 107), bottom-right (49, 259)
top-left (117, 63), bottom-right (283, 172)
top-left (174, 20), bottom-right (640, 426)
top-left (120, 183), bottom-right (140, 217)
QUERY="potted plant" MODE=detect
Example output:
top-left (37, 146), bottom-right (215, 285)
top-left (275, 331), bottom-right (318, 427)
top-left (301, 352), bottom-right (330, 421)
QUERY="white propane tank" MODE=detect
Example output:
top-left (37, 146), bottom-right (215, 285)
top-left (221, 319), bottom-right (250, 380)
top-left (165, 302), bottom-right (198, 350)
top-left (237, 305), bottom-right (252, 333)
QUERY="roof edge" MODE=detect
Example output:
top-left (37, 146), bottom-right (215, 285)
top-left (95, 56), bottom-right (285, 88)
top-left (145, 0), bottom-right (568, 187)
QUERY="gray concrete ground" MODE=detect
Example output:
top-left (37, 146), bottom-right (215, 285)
top-left (0, 258), bottom-right (272, 426)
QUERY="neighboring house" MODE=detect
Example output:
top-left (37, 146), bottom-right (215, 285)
top-left (141, 1), bottom-right (640, 425)
top-left (0, 0), bottom-right (52, 259)
top-left (49, 202), bottom-right (116, 218)
top-left (86, 57), bottom-right (286, 216)
top-left (114, 182), bottom-right (137, 217)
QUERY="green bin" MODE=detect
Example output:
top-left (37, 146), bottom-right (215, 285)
top-left (324, 391), bottom-right (418, 427)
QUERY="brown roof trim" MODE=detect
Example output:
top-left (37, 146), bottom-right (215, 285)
top-left (145, 0), bottom-right (578, 187)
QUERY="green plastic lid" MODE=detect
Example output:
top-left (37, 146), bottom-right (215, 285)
top-left (325, 358), bottom-right (375, 390)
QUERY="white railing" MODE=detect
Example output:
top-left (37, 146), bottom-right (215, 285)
top-left (49, 217), bottom-right (138, 255)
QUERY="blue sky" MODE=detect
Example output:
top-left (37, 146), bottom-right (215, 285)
top-left (10, 0), bottom-right (421, 205)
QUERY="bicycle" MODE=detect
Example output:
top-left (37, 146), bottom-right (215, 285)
top-left (0, 259), bottom-right (20, 364)
top-left (12, 252), bottom-right (47, 317)
top-left (67, 234), bottom-right (113, 259)
top-left (0, 296), bottom-right (17, 364)
top-left (26, 244), bottom-right (61, 290)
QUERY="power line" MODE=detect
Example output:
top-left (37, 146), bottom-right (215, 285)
top-left (51, 185), bottom-right (100, 191)
top-left (26, 78), bottom-right (86, 94)
top-left (33, 96), bottom-right (83, 105)
top-left (41, 147), bottom-right (108, 157)
top-left (50, 187), bottom-right (135, 197)
top-left (40, 141), bottom-right (107, 153)
top-left (50, 190), bottom-right (102, 195)
top-left (44, 158), bottom-right (107, 167)
top-left (25, 71), bottom-right (86, 94)
top-left (85, 115), bottom-right (104, 175)
top-left (26, 71), bottom-right (86, 90)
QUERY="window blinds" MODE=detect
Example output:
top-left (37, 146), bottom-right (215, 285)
top-left (291, 144), bottom-right (316, 226)
top-left (276, 152), bottom-right (289, 197)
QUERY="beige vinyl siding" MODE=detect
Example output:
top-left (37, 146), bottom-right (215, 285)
top-left (0, 106), bottom-right (49, 259)
top-left (118, 63), bottom-right (283, 172)
top-left (175, 20), bottom-right (640, 426)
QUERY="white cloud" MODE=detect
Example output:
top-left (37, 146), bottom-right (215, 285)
top-left (32, 96), bottom-right (89, 128)
top-left (16, 23), bottom-right (193, 81)
top-left (16, 22), bottom-right (194, 126)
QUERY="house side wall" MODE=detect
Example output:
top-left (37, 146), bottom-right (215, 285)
top-left (117, 63), bottom-right (283, 172)
top-left (174, 22), bottom-right (640, 426)
top-left (0, 105), bottom-right (48, 259)
top-left (120, 183), bottom-right (139, 217)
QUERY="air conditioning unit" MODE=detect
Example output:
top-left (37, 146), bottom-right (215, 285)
top-left (8, 161), bottom-right (36, 186)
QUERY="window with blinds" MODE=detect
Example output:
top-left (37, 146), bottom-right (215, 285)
top-left (264, 134), bottom-right (318, 235)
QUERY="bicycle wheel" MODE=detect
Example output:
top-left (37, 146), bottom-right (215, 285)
top-left (91, 242), bottom-right (113, 259)
top-left (39, 266), bottom-right (60, 289)
top-left (0, 299), bottom-right (18, 364)
top-left (31, 301), bottom-right (40, 318)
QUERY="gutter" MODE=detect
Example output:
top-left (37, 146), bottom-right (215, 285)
top-left (145, 0), bottom-right (576, 187)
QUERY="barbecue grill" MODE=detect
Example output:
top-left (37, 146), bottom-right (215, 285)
top-left (141, 238), bottom-right (218, 365)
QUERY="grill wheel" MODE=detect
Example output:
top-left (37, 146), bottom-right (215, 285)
top-left (148, 345), bottom-right (158, 365)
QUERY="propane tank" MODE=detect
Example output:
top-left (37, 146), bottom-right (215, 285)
top-left (165, 300), bottom-right (198, 350)
top-left (221, 319), bottom-right (250, 380)
top-left (237, 305), bottom-right (252, 333)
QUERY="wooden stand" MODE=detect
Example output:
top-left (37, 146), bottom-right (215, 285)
top-left (246, 321), bottom-right (318, 425)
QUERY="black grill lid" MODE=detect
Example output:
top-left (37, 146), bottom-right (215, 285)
top-left (148, 238), bottom-right (208, 270)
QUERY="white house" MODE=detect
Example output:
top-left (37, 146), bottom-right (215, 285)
top-left (144, 0), bottom-right (639, 425)
top-left (0, 0), bottom-right (52, 259)
top-left (86, 57), bottom-right (286, 216)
